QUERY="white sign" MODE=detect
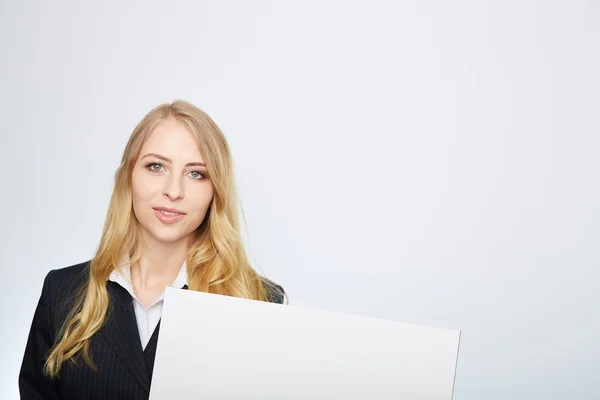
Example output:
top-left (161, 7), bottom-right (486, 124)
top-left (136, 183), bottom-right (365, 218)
top-left (150, 288), bottom-right (461, 400)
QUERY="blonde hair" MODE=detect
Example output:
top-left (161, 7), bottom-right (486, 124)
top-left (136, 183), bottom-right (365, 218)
top-left (44, 100), bottom-right (277, 376)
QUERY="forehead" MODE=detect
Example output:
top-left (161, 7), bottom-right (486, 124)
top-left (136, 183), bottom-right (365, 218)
top-left (139, 118), bottom-right (204, 162)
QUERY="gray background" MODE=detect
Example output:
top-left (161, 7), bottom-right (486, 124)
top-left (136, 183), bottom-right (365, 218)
top-left (1, 1), bottom-right (599, 399)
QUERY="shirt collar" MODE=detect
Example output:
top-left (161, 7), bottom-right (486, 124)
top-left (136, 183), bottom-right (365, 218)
top-left (108, 253), bottom-right (188, 292)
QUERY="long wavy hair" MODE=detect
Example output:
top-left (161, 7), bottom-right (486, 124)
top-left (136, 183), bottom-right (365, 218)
top-left (44, 100), bottom-right (277, 377)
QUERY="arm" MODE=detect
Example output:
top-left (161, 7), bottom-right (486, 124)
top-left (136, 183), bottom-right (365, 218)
top-left (19, 271), bottom-right (62, 399)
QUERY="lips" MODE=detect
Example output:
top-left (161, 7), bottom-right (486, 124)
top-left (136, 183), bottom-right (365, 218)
top-left (152, 207), bottom-right (186, 224)
top-left (153, 207), bottom-right (186, 215)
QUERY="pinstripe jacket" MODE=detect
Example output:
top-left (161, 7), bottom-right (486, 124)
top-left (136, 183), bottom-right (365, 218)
top-left (19, 261), bottom-right (285, 400)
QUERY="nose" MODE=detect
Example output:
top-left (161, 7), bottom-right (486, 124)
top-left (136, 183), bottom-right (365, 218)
top-left (163, 174), bottom-right (184, 201)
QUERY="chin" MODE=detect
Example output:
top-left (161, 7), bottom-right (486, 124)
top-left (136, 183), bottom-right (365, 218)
top-left (145, 227), bottom-right (191, 244)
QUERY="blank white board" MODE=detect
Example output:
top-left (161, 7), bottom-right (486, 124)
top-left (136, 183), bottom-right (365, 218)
top-left (150, 288), bottom-right (461, 400)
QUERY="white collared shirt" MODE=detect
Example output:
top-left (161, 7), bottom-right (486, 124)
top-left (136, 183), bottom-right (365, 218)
top-left (108, 255), bottom-right (188, 350)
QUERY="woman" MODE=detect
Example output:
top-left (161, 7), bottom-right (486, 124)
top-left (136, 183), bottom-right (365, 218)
top-left (19, 100), bottom-right (285, 399)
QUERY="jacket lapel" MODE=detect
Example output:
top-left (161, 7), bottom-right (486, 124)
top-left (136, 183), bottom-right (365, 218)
top-left (99, 281), bottom-right (151, 393)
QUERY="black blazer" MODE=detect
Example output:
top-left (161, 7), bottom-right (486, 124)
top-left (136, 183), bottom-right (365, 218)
top-left (19, 261), bottom-right (285, 400)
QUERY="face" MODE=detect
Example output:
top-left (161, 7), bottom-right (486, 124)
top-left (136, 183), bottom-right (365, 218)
top-left (131, 118), bottom-right (214, 246)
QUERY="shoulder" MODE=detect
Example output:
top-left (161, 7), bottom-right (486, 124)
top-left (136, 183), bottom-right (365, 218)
top-left (33, 260), bottom-right (91, 336)
top-left (42, 260), bottom-right (91, 305)
top-left (260, 277), bottom-right (286, 304)
top-left (45, 260), bottom-right (90, 288)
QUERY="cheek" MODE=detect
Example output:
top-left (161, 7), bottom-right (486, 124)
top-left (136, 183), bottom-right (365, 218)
top-left (131, 183), bottom-right (147, 222)
top-left (131, 176), bottom-right (159, 221)
top-left (188, 186), bottom-right (214, 218)
top-left (131, 183), bottom-right (145, 211)
top-left (131, 173), bottom-right (158, 203)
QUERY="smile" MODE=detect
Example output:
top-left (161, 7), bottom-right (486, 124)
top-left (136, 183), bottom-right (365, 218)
top-left (158, 210), bottom-right (180, 216)
top-left (152, 208), bottom-right (186, 224)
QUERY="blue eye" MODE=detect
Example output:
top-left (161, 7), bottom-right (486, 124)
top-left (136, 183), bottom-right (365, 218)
top-left (189, 170), bottom-right (205, 180)
top-left (146, 163), bottom-right (163, 172)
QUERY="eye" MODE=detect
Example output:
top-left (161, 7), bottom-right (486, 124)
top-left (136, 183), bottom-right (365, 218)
top-left (188, 170), bottom-right (205, 180)
top-left (146, 162), bottom-right (164, 172)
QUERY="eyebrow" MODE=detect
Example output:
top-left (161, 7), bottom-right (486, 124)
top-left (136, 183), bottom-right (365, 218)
top-left (142, 153), bottom-right (206, 167)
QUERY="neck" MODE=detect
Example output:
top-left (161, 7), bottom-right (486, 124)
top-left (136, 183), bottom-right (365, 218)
top-left (132, 228), bottom-right (190, 288)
